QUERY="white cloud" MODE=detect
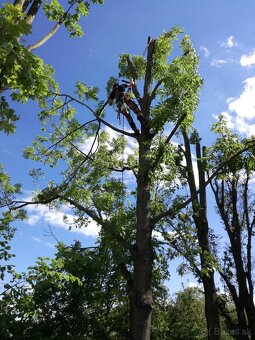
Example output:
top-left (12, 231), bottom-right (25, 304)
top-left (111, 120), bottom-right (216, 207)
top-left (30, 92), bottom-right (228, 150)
top-left (200, 46), bottom-right (210, 57)
top-left (187, 282), bottom-right (203, 289)
top-left (220, 35), bottom-right (238, 48)
top-left (75, 220), bottom-right (101, 238)
top-left (104, 126), bottom-right (138, 155)
top-left (228, 77), bottom-right (255, 117)
top-left (152, 230), bottom-right (164, 241)
top-left (226, 36), bottom-right (236, 48)
top-left (31, 235), bottom-right (56, 249)
top-left (27, 215), bottom-right (40, 225)
top-left (79, 126), bottom-right (137, 159)
top-left (215, 77), bottom-right (255, 136)
top-left (78, 135), bottom-right (99, 155)
top-left (31, 236), bottom-right (42, 242)
top-left (45, 242), bottom-right (55, 249)
top-left (26, 203), bottom-right (100, 238)
top-left (240, 49), bottom-right (255, 67)
top-left (210, 36), bottom-right (238, 68)
top-left (210, 58), bottom-right (234, 67)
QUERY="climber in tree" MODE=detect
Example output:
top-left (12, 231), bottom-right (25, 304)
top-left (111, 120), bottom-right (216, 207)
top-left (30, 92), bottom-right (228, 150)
top-left (108, 79), bottom-right (146, 134)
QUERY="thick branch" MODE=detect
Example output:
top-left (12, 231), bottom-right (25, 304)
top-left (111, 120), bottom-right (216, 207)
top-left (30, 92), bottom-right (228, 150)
top-left (27, 22), bottom-right (61, 52)
top-left (96, 114), bottom-right (138, 138)
top-left (150, 80), bottom-right (163, 103)
top-left (27, 3), bottom-right (74, 51)
top-left (244, 175), bottom-right (253, 298)
top-left (109, 166), bottom-right (135, 172)
top-left (219, 271), bottom-right (239, 306)
top-left (13, 0), bottom-right (26, 6)
top-left (24, 0), bottom-right (42, 25)
top-left (143, 38), bottom-right (156, 114)
top-left (58, 195), bottom-right (103, 225)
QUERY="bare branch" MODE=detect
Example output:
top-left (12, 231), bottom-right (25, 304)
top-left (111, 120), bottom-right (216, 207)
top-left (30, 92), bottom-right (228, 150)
top-left (109, 166), bottom-right (136, 172)
top-left (46, 118), bottom-right (98, 153)
top-left (50, 92), bottom-right (95, 114)
top-left (50, 93), bottom-right (139, 138)
top-left (150, 80), bottom-right (163, 103)
top-left (27, 22), bottom-right (61, 52)
top-left (26, 3), bottom-right (74, 51)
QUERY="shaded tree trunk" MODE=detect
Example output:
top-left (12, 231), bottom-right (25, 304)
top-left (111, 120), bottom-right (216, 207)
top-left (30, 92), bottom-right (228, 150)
top-left (130, 39), bottom-right (155, 340)
top-left (131, 137), bottom-right (153, 340)
top-left (196, 143), bottom-right (221, 340)
top-left (182, 131), bottom-right (221, 339)
top-left (219, 271), bottom-right (249, 339)
top-left (211, 176), bottom-right (255, 339)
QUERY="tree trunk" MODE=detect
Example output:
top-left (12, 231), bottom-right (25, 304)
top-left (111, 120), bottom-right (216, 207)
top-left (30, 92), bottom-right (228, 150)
top-left (219, 271), bottom-right (249, 339)
top-left (196, 144), bottom-right (221, 339)
top-left (130, 137), bottom-right (153, 340)
top-left (129, 38), bottom-right (156, 340)
top-left (202, 274), bottom-right (221, 339)
top-left (211, 178), bottom-right (254, 338)
top-left (233, 243), bottom-right (255, 338)
top-left (182, 131), bottom-right (221, 339)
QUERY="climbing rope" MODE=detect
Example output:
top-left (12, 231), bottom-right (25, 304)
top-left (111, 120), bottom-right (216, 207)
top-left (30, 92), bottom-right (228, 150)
top-left (121, 113), bottom-right (125, 209)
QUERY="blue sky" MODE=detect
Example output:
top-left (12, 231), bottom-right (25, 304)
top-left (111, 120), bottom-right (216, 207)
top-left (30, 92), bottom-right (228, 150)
top-left (1, 0), bottom-right (255, 293)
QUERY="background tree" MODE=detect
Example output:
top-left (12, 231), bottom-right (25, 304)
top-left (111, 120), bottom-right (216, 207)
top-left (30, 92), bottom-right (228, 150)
top-left (181, 129), bottom-right (221, 339)
top-left (166, 286), bottom-right (207, 339)
top-left (158, 123), bottom-right (255, 339)
top-left (0, 239), bottom-right (171, 339)
top-left (2, 27), bottom-right (202, 339)
top-left (208, 116), bottom-right (255, 339)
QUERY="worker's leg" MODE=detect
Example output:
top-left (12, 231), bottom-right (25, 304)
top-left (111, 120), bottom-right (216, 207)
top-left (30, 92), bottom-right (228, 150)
top-left (126, 98), bottom-right (151, 134)
top-left (125, 98), bottom-right (146, 124)
top-left (121, 110), bottom-right (139, 134)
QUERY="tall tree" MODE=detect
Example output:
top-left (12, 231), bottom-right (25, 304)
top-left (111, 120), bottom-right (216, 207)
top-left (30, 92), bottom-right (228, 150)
top-left (181, 129), bottom-right (221, 339)
top-left (166, 286), bottom-right (207, 339)
top-left (163, 123), bottom-right (255, 339)
top-left (208, 116), bottom-right (255, 339)
top-left (2, 27), bottom-right (202, 339)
